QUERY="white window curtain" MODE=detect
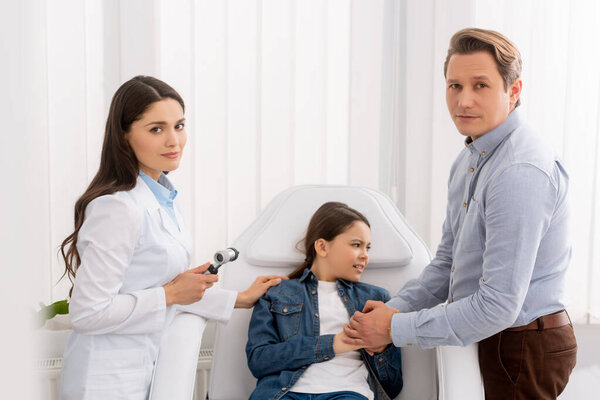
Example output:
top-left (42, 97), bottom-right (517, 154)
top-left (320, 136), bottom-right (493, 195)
top-left (9, 0), bottom-right (599, 325)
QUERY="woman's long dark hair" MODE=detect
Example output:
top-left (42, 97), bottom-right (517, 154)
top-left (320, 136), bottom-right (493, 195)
top-left (288, 202), bottom-right (370, 279)
top-left (60, 76), bottom-right (185, 295)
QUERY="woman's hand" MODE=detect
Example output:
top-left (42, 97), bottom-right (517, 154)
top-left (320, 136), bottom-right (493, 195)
top-left (163, 263), bottom-right (219, 306)
top-left (333, 331), bottom-right (363, 354)
top-left (234, 275), bottom-right (289, 308)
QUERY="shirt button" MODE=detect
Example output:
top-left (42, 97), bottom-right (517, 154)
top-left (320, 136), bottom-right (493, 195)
top-left (448, 300), bottom-right (453, 304)
top-left (311, 290), bottom-right (316, 295)
top-left (283, 308), bottom-right (288, 312)
top-left (282, 387), bottom-right (287, 391)
top-left (469, 167), bottom-right (474, 172)
top-left (406, 343), bottom-right (413, 346)
top-left (451, 267), bottom-right (455, 272)
top-left (301, 365), bottom-right (307, 369)
top-left (314, 313), bottom-right (319, 318)
top-left (378, 357), bottom-right (384, 362)
top-left (481, 151), bottom-right (487, 156)
top-left (344, 296), bottom-right (349, 301)
top-left (324, 356), bottom-right (329, 360)
top-left (462, 202), bottom-right (467, 207)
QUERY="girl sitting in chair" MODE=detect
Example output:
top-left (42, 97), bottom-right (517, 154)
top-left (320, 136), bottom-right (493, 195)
top-left (246, 202), bottom-right (403, 400)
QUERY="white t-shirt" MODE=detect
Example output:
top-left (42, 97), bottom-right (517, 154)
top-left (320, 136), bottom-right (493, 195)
top-left (290, 281), bottom-right (373, 400)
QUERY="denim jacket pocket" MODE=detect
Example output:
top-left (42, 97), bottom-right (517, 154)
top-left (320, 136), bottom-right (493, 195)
top-left (271, 302), bottom-right (303, 341)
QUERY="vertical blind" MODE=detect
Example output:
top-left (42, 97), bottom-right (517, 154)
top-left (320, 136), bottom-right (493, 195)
top-left (17, 0), bottom-right (599, 324)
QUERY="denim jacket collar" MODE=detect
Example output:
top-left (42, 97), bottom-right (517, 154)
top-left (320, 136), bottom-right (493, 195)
top-left (298, 267), bottom-right (354, 288)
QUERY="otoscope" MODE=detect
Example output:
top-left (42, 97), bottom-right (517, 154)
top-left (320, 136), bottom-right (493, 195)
top-left (206, 247), bottom-right (239, 274)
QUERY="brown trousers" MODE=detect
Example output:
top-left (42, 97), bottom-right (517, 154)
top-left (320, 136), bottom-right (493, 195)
top-left (479, 323), bottom-right (577, 399)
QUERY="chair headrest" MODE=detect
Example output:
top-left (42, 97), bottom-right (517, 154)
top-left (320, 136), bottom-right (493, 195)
top-left (242, 185), bottom-right (414, 269)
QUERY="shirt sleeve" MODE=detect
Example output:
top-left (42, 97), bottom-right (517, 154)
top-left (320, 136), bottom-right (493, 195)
top-left (69, 195), bottom-right (167, 335)
top-left (177, 287), bottom-right (237, 322)
top-left (391, 163), bottom-right (558, 348)
top-left (387, 201), bottom-right (454, 313)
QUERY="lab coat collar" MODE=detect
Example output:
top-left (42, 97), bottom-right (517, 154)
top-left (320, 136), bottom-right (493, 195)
top-left (134, 176), bottom-right (193, 259)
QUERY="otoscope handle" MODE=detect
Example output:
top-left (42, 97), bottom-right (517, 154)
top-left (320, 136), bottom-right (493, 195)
top-left (207, 264), bottom-right (219, 274)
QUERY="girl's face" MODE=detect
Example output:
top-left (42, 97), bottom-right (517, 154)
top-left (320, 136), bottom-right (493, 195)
top-left (312, 221), bottom-right (371, 282)
top-left (126, 98), bottom-right (186, 181)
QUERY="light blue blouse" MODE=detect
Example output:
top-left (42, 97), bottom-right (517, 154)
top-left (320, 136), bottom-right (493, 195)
top-left (139, 170), bottom-right (180, 230)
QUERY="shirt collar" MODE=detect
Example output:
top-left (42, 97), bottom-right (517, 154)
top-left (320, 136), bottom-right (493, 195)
top-left (138, 170), bottom-right (178, 208)
top-left (298, 267), bottom-right (354, 288)
top-left (464, 107), bottom-right (523, 156)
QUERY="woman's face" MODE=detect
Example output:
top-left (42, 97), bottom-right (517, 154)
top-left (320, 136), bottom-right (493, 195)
top-left (126, 98), bottom-right (186, 180)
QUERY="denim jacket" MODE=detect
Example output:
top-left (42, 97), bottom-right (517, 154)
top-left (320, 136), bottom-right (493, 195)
top-left (246, 268), bottom-right (403, 400)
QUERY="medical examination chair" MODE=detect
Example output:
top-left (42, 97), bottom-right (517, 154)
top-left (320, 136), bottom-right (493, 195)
top-left (150, 185), bottom-right (484, 400)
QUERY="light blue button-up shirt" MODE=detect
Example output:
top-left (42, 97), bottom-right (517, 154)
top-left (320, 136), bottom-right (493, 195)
top-left (139, 170), bottom-right (180, 230)
top-left (388, 108), bottom-right (571, 348)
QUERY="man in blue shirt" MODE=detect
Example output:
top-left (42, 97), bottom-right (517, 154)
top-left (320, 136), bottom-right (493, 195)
top-left (344, 28), bottom-right (577, 399)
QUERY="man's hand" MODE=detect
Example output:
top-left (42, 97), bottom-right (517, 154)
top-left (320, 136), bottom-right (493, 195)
top-left (343, 300), bottom-right (399, 350)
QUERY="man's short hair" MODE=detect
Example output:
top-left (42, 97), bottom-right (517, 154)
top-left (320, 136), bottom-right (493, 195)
top-left (444, 28), bottom-right (522, 107)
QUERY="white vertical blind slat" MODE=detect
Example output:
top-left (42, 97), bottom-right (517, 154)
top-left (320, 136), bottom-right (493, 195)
top-left (85, 0), bottom-right (106, 183)
top-left (325, 0), bottom-right (351, 185)
top-left (293, 0), bottom-right (326, 186)
top-left (402, 0), bottom-right (435, 248)
top-left (348, 0), bottom-right (384, 188)
top-left (192, 0), bottom-right (229, 263)
top-left (227, 0), bottom-right (260, 242)
top-left (46, 0), bottom-right (89, 301)
top-left (260, 0), bottom-right (295, 209)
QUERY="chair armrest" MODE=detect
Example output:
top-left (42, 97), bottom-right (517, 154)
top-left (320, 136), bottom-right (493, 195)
top-left (436, 343), bottom-right (485, 400)
top-left (149, 312), bottom-right (207, 400)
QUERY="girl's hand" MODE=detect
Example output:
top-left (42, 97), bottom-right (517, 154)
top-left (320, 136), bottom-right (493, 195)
top-left (333, 331), bottom-right (363, 354)
top-left (235, 275), bottom-right (289, 308)
top-left (163, 263), bottom-right (219, 306)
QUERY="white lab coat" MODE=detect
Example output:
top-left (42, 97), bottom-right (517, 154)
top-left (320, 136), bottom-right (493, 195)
top-left (59, 176), bottom-right (237, 400)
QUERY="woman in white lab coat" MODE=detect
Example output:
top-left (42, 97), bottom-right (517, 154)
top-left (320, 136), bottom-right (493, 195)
top-left (58, 76), bottom-right (284, 400)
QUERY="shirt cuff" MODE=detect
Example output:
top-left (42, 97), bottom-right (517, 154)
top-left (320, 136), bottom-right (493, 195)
top-left (390, 311), bottom-right (418, 347)
top-left (316, 334), bottom-right (335, 362)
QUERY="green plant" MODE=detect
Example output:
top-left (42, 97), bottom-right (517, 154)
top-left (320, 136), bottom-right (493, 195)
top-left (36, 299), bottom-right (69, 328)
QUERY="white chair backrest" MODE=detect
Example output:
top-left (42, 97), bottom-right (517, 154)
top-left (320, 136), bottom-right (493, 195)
top-left (209, 185), bottom-right (438, 400)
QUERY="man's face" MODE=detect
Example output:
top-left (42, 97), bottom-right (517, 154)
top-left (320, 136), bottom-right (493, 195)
top-left (445, 51), bottom-right (521, 140)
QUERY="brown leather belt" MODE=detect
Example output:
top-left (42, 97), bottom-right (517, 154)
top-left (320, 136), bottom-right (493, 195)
top-left (505, 310), bottom-right (571, 332)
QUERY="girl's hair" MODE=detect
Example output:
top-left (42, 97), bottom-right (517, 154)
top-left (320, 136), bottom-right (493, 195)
top-left (288, 202), bottom-right (370, 279)
top-left (60, 76), bottom-right (185, 296)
